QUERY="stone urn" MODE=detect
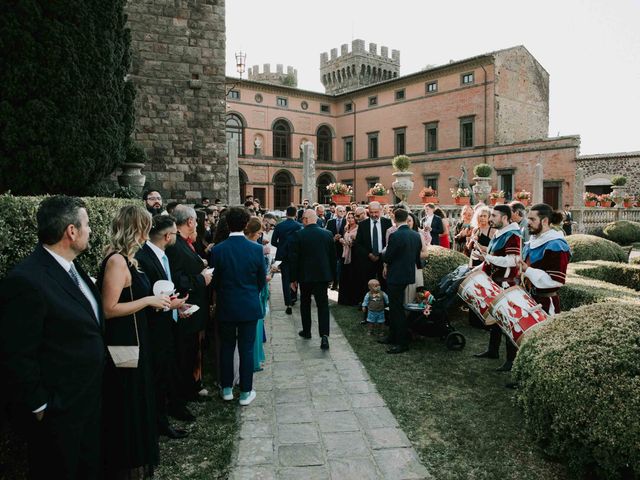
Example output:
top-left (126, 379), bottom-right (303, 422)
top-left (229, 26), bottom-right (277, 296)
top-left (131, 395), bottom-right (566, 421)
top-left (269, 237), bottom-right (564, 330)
top-left (117, 162), bottom-right (146, 194)
top-left (472, 176), bottom-right (492, 204)
top-left (391, 171), bottom-right (414, 203)
top-left (611, 186), bottom-right (627, 208)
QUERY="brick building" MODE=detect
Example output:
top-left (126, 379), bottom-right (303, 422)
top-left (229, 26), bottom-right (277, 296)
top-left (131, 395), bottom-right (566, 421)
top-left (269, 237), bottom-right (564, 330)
top-left (226, 42), bottom-right (580, 210)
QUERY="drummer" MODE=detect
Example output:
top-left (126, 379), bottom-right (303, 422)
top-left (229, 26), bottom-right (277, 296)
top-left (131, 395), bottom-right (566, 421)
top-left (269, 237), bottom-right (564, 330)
top-left (472, 204), bottom-right (522, 372)
top-left (518, 203), bottom-right (571, 315)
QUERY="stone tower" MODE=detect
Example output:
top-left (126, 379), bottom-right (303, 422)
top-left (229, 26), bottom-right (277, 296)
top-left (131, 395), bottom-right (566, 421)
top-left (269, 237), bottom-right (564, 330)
top-left (248, 64), bottom-right (298, 87)
top-left (320, 39), bottom-right (400, 95)
top-left (124, 0), bottom-right (227, 202)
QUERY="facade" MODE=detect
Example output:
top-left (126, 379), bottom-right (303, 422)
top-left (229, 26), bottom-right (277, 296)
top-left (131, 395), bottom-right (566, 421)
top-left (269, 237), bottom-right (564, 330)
top-left (226, 42), bottom-right (580, 210)
top-left (577, 151), bottom-right (640, 197)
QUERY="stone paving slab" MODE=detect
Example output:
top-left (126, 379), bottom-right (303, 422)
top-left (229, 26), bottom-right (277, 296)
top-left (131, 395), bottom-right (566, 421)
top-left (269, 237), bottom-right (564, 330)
top-left (230, 277), bottom-right (430, 479)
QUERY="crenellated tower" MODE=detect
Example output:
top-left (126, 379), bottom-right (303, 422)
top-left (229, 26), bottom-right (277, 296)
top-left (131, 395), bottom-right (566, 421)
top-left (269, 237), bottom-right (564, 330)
top-left (248, 64), bottom-right (298, 87)
top-left (320, 39), bottom-right (400, 95)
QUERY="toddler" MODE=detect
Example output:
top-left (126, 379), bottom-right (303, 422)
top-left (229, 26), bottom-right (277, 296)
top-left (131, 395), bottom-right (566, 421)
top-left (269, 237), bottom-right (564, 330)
top-left (361, 279), bottom-right (389, 336)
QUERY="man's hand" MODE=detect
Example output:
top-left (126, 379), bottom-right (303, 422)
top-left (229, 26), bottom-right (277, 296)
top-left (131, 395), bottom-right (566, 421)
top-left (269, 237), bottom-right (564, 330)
top-left (368, 253), bottom-right (380, 262)
top-left (201, 268), bottom-right (213, 286)
top-left (170, 294), bottom-right (188, 310)
top-left (290, 281), bottom-right (298, 292)
top-left (35, 411), bottom-right (45, 422)
top-left (382, 264), bottom-right (388, 279)
top-left (518, 260), bottom-right (529, 273)
top-left (334, 234), bottom-right (341, 241)
top-left (474, 248), bottom-right (486, 262)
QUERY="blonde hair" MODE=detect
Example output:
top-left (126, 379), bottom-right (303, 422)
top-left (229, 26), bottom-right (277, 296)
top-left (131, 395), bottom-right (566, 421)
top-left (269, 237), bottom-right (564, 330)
top-left (106, 205), bottom-right (152, 268)
top-left (244, 216), bottom-right (262, 236)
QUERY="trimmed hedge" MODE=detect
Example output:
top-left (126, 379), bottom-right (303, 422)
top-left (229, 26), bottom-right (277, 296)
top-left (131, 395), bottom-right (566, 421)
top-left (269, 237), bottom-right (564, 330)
top-left (631, 256), bottom-right (640, 265)
top-left (514, 302), bottom-right (640, 479)
top-left (602, 220), bottom-right (640, 246)
top-left (571, 260), bottom-right (640, 291)
top-left (566, 234), bottom-right (628, 263)
top-left (421, 246), bottom-right (468, 291)
top-left (0, 194), bottom-right (140, 278)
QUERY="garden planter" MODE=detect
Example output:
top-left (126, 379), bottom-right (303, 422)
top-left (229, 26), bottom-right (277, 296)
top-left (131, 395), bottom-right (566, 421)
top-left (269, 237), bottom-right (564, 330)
top-left (454, 197), bottom-right (471, 206)
top-left (599, 201), bottom-right (612, 208)
top-left (623, 201), bottom-right (633, 208)
top-left (367, 195), bottom-right (388, 203)
top-left (584, 201), bottom-right (597, 207)
top-left (490, 198), bottom-right (505, 205)
top-left (421, 196), bottom-right (439, 204)
top-left (517, 199), bottom-right (529, 207)
top-left (472, 176), bottom-right (491, 204)
top-left (331, 194), bottom-right (351, 205)
top-left (117, 162), bottom-right (146, 194)
top-left (391, 171), bottom-right (414, 203)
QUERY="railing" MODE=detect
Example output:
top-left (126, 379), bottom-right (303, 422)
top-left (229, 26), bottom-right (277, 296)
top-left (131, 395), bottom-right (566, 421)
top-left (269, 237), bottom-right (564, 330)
top-left (574, 207), bottom-right (640, 233)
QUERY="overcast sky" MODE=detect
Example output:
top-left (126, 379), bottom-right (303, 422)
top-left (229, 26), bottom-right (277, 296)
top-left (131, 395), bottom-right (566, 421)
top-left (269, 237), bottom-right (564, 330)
top-left (226, 0), bottom-right (640, 155)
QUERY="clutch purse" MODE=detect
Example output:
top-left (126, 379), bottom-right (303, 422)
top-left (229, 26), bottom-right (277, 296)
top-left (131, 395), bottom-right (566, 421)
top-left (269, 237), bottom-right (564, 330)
top-left (107, 286), bottom-right (140, 368)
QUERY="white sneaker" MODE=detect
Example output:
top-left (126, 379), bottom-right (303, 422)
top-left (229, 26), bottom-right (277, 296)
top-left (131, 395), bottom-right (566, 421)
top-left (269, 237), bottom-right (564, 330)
top-left (221, 387), bottom-right (233, 401)
top-left (239, 390), bottom-right (256, 406)
top-left (198, 388), bottom-right (209, 397)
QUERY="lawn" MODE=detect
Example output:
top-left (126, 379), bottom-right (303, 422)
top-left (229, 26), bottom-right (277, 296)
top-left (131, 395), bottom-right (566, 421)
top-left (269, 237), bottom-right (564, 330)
top-left (332, 303), bottom-right (567, 480)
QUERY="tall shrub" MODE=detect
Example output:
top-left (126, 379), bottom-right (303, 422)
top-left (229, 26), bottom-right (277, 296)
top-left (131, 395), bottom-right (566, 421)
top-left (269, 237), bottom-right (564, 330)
top-left (0, 0), bottom-right (134, 195)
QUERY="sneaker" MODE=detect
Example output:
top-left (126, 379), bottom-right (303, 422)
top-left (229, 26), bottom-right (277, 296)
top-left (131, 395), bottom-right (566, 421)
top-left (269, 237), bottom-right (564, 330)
top-left (239, 390), bottom-right (256, 406)
top-left (221, 387), bottom-right (234, 401)
top-left (198, 388), bottom-right (209, 397)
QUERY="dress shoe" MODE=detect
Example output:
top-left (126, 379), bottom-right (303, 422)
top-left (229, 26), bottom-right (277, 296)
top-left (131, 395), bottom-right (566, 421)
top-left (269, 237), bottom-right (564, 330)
top-left (320, 335), bottom-right (330, 350)
top-left (496, 361), bottom-right (513, 372)
top-left (387, 345), bottom-right (409, 354)
top-left (376, 336), bottom-right (394, 345)
top-left (285, 307), bottom-right (292, 315)
top-left (159, 426), bottom-right (188, 439)
top-left (168, 407), bottom-right (195, 422)
top-left (473, 350), bottom-right (499, 359)
top-left (239, 390), bottom-right (256, 406)
top-left (298, 330), bottom-right (311, 339)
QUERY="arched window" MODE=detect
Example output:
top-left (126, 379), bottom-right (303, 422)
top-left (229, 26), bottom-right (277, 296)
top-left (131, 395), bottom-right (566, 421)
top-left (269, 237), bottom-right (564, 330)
top-left (316, 126), bottom-right (332, 162)
top-left (272, 120), bottom-right (291, 158)
top-left (317, 173), bottom-right (334, 203)
top-left (273, 170), bottom-right (294, 209)
top-left (225, 114), bottom-right (244, 156)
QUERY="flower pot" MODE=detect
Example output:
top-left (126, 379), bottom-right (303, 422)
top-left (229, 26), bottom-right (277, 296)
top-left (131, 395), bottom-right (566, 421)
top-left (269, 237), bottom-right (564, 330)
top-left (117, 162), bottom-right (146, 194)
top-left (584, 201), bottom-right (597, 207)
top-left (516, 199), bottom-right (529, 207)
top-left (454, 197), bottom-right (471, 206)
top-left (599, 201), bottom-right (612, 208)
top-left (490, 197), bottom-right (505, 205)
top-left (420, 196), bottom-right (439, 204)
top-left (331, 194), bottom-right (351, 205)
top-left (391, 171), bottom-right (414, 203)
top-left (623, 201), bottom-right (633, 208)
top-left (367, 195), bottom-right (388, 203)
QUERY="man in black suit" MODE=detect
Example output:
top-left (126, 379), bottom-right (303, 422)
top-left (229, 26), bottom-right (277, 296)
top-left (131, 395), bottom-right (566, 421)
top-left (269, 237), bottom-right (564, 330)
top-left (562, 204), bottom-right (573, 235)
top-left (271, 206), bottom-right (303, 315)
top-left (381, 208), bottom-right (423, 354)
top-left (297, 198), bottom-right (310, 221)
top-left (289, 209), bottom-right (337, 350)
top-left (354, 201), bottom-right (392, 299)
top-left (325, 205), bottom-right (346, 289)
top-left (421, 203), bottom-right (444, 246)
top-left (136, 215), bottom-right (190, 439)
top-left (0, 196), bottom-right (105, 479)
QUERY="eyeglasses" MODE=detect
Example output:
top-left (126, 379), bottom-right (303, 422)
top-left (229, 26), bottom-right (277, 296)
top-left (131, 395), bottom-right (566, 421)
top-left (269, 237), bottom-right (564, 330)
top-left (147, 196), bottom-right (162, 201)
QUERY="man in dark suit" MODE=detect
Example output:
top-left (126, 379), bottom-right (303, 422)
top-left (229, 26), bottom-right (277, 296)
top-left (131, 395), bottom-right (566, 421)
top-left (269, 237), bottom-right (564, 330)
top-left (297, 198), bottom-right (310, 221)
top-left (325, 205), bottom-right (346, 289)
top-left (562, 204), bottom-right (573, 235)
top-left (325, 201), bottom-right (337, 223)
top-left (381, 208), bottom-right (423, 354)
top-left (354, 201), bottom-right (392, 299)
top-left (166, 205), bottom-right (212, 412)
top-left (136, 215), bottom-right (190, 439)
top-left (421, 203), bottom-right (444, 246)
top-left (271, 206), bottom-right (303, 315)
top-left (0, 196), bottom-right (105, 479)
top-left (211, 207), bottom-right (266, 406)
top-left (289, 209), bottom-right (337, 350)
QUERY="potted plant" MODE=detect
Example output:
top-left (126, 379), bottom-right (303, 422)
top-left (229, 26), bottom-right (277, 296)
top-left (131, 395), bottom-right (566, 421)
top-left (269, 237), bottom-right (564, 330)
top-left (611, 175), bottom-right (627, 187)
top-left (391, 155), bottom-right (414, 203)
top-left (419, 186), bottom-right (438, 204)
top-left (326, 182), bottom-right (353, 205)
top-left (514, 189), bottom-right (532, 206)
top-left (583, 191), bottom-right (598, 207)
top-left (472, 163), bottom-right (493, 203)
top-left (451, 187), bottom-right (471, 205)
top-left (489, 190), bottom-right (505, 205)
top-left (598, 193), bottom-right (612, 208)
top-left (473, 163), bottom-right (493, 178)
top-left (117, 142), bottom-right (147, 195)
top-left (610, 175), bottom-right (628, 207)
top-left (622, 194), bottom-right (634, 208)
top-left (366, 183), bottom-right (388, 203)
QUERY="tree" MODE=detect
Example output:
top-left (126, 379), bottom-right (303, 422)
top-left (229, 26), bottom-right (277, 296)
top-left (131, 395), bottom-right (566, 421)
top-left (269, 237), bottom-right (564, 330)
top-left (0, 0), bottom-right (135, 195)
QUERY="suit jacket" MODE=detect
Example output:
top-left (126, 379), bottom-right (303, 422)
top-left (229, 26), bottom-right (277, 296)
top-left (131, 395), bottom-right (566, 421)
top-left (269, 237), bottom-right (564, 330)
top-left (422, 215), bottom-right (444, 246)
top-left (211, 235), bottom-right (266, 323)
top-left (289, 224), bottom-right (337, 283)
top-left (135, 244), bottom-right (175, 354)
top-left (271, 218), bottom-right (303, 261)
top-left (383, 225), bottom-right (423, 286)
top-left (326, 216), bottom-right (346, 257)
top-left (0, 244), bottom-right (105, 413)
top-left (354, 217), bottom-right (392, 259)
top-left (166, 235), bottom-right (209, 334)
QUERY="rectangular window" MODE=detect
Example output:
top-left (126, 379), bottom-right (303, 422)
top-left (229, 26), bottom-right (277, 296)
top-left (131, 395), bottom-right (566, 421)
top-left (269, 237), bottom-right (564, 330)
top-left (395, 89), bottom-right (405, 101)
top-left (425, 122), bottom-right (438, 152)
top-left (366, 177), bottom-right (380, 189)
top-left (276, 97), bottom-right (288, 107)
top-left (343, 137), bottom-right (353, 162)
top-left (426, 81), bottom-right (437, 93)
top-left (423, 175), bottom-right (438, 192)
top-left (368, 96), bottom-right (378, 107)
top-left (368, 132), bottom-right (379, 159)
top-left (461, 72), bottom-right (474, 85)
top-left (460, 116), bottom-right (474, 148)
top-left (320, 104), bottom-right (330, 113)
top-left (253, 187), bottom-right (266, 207)
top-left (394, 128), bottom-right (406, 156)
top-left (227, 90), bottom-right (240, 100)
top-left (498, 170), bottom-right (515, 201)
top-left (344, 102), bottom-right (353, 112)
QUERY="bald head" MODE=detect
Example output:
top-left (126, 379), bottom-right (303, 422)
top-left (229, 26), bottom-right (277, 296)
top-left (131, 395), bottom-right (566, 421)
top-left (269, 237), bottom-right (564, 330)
top-left (302, 209), bottom-right (318, 225)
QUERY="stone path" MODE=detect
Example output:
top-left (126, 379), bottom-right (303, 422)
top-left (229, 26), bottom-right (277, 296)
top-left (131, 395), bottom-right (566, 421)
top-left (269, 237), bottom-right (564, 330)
top-left (230, 278), bottom-right (431, 480)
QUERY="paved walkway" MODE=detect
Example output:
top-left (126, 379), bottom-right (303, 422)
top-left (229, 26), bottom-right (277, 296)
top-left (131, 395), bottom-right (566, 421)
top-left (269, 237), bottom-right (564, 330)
top-left (231, 278), bottom-right (431, 480)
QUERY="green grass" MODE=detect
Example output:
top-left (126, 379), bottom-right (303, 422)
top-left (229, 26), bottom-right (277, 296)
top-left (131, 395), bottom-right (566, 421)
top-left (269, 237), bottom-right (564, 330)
top-left (332, 303), bottom-right (567, 480)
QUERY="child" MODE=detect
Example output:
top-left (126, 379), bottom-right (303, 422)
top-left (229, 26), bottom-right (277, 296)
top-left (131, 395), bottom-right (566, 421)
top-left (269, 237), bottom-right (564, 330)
top-left (361, 279), bottom-right (389, 336)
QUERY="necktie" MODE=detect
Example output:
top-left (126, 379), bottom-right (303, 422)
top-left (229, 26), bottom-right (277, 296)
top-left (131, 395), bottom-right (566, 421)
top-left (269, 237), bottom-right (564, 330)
top-left (372, 220), bottom-right (379, 255)
top-left (68, 263), bottom-right (99, 322)
top-left (337, 218), bottom-right (342, 232)
top-left (161, 255), bottom-right (179, 322)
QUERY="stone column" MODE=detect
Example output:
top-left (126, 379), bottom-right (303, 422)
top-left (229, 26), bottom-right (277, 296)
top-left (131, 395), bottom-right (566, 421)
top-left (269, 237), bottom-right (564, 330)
top-left (532, 163), bottom-right (544, 205)
top-left (574, 168), bottom-right (584, 233)
top-left (227, 141), bottom-right (240, 206)
top-left (302, 141), bottom-right (317, 203)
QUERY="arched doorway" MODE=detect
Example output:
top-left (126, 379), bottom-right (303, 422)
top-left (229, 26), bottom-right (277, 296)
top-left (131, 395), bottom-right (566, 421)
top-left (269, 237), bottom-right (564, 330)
top-left (317, 172), bottom-right (334, 204)
top-left (239, 168), bottom-right (248, 202)
top-left (273, 170), bottom-right (294, 210)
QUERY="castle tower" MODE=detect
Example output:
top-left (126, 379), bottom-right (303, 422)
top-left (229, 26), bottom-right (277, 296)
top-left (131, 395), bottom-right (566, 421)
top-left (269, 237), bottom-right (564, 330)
top-left (320, 39), bottom-right (400, 95)
top-left (248, 64), bottom-right (298, 87)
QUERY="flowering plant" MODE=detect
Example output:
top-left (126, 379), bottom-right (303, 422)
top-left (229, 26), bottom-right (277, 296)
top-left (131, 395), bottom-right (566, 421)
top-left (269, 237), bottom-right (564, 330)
top-left (326, 183), bottom-right (353, 195)
top-left (489, 190), bottom-right (505, 199)
top-left (515, 189), bottom-right (531, 201)
top-left (598, 193), bottom-right (611, 202)
top-left (583, 191), bottom-right (598, 202)
top-left (366, 183), bottom-right (387, 196)
top-left (419, 186), bottom-right (437, 198)
top-left (450, 187), bottom-right (471, 198)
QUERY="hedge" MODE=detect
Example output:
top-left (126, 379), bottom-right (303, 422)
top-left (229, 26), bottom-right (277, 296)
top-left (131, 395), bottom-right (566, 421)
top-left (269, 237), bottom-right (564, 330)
top-left (421, 246), bottom-right (468, 292)
top-left (570, 260), bottom-right (640, 291)
top-left (566, 234), bottom-right (628, 263)
top-left (631, 256), bottom-right (640, 265)
top-left (0, 194), bottom-right (140, 278)
top-left (513, 302), bottom-right (640, 479)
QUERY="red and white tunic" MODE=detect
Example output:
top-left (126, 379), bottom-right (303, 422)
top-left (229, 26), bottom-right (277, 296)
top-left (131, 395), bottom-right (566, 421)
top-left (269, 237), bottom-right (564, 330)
top-left (482, 222), bottom-right (522, 288)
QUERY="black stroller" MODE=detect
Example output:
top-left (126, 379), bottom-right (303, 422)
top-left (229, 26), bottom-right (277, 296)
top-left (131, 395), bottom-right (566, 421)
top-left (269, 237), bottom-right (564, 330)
top-left (405, 265), bottom-right (470, 351)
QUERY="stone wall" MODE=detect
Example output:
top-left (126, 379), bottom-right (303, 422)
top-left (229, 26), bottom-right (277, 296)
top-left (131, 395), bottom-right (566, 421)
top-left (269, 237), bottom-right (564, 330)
top-left (125, 0), bottom-right (226, 201)
top-left (576, 153), bottom-right (640, 197)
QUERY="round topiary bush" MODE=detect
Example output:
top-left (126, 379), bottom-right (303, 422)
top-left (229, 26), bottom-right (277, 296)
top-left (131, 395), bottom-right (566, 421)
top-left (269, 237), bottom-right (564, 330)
top-left (566, 234), bottom-right (628, 263)
top-left (602, 220), bottom-right (640, 246)
top-left (421, 246), bottom-right (468, 291)
top-left (611, 175), bottom-right (627, 186)
top-left (392, 155), bottom-right (411, 172)
top-left (513, 302), bottom-right (640, 479)
top-left (473, 163), bottom-right (492, 178)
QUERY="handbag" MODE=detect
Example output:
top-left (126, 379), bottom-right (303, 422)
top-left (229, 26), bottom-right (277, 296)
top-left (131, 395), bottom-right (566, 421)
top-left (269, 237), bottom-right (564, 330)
top-left (107, 286), bottom-right (140, 368)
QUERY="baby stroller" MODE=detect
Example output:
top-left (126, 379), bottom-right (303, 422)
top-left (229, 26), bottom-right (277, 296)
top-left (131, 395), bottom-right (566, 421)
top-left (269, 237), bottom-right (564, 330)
top-left (405, 265), bottom-right (470, 351)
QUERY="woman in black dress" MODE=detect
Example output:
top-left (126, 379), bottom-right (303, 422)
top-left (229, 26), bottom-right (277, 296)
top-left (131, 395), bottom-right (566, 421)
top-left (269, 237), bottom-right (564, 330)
top-left (467, 206), bottom-right (494, 328)
top-left (338, 212), bottom-right (360, 306)
top-left (98, 205), bottom-right (172, 479)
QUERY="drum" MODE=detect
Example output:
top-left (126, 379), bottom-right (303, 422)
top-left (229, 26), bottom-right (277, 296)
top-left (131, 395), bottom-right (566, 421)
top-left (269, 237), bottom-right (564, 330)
top-left (457, 269), bottom-right (502, 325)
top-left (489, 286), bottom-right (549, 347)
